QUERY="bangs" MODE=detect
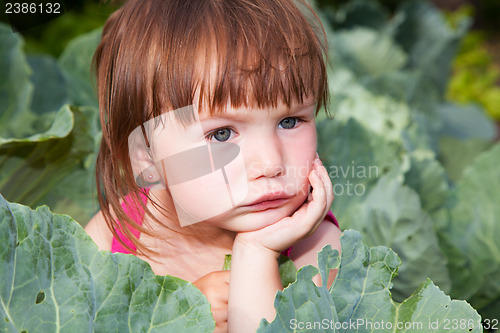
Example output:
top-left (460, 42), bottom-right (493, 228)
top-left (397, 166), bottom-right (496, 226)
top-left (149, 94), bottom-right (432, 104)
top-left (95, 0), bottom-right (328, 131)
top-left (144, 0), bottom-right (329, 119)
top-left (194, 1), bottom-right (328, 114)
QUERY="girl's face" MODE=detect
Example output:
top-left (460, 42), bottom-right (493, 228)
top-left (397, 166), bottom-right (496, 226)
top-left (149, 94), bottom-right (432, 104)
top-left (148, 98), bottom-right (317, 232)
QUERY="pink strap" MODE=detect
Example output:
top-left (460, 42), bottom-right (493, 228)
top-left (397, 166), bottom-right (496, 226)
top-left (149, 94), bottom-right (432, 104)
top-left (111, 191), bottom-right (148, 254)
top-left (327, 210), bottom-right (339, 228)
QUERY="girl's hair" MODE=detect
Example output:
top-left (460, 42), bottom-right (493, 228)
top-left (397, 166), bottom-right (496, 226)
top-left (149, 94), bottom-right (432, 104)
top-left (93, 0), bottom-right (329, 256)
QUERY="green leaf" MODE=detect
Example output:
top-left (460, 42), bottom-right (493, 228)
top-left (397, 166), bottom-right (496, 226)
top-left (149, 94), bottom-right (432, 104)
top-left (332, 89), bottom-right (411, 142)
top-left (332, 27), bottom-right (407, 77)
top-left (402, 112), bottom-right (442, 154)
top-left (334, 231), bottom-right (479, 332)
top-left (440, 143), bottom-right (500, 312)
top-left (258, 230), bottom-right (481, 332)
top-left (39, 104), bottom-right (100, 224)
top-left (437, 103), bottom-right (496, 142)
top-left (0, 23), bottom-right (33, 139)
top-left (403, 150), bottom-right (449, 214)
top-left (258, 247), bottom-right (339, 332)
top-left (58, 28), bottom-right (101, 108)
top-left (348, 172), bottom-right (451, 302)
top-left (395, 278), bottom-right (484, 332)
top-left (0, 105), bottom-right (98, 223)
top-left (393, 1), bottom-right (470, 96)
top-left (0, 195), bottom-right (215, 332)
top-left (26, 54), bottom-right (69, 115)
top-left (0, 24), bottom-right (103, 224)
top-left (438, 137), bottom-right (493, 182)
top-left (277, 255), bottom-right (298, 289)
top-left (0, 104), bottom-right (73, 145)
top-left (326, 0), bottom-right (390, 31)
top-left (0, 22), bottom-right (100, 223)
top-left (362, 70), bottom-right (442, 114)
top-left (316, 117), bottom-right (406, 222)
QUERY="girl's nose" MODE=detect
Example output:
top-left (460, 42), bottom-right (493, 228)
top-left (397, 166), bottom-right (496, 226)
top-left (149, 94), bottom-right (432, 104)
top-left (246, 135), bottom-right (285, 179)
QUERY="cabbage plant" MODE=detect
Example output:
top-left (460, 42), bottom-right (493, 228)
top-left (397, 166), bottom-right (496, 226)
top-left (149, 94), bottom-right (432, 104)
top-left (0, 195), bottom-right (482, 332)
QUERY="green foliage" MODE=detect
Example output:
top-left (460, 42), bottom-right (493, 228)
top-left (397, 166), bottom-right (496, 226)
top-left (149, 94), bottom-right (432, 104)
top-left (447, 30), bottom-right (500, 120)
top-left (438, 144), bottom-right (500, 319)
top-left (21, 1), bottom-right (117, 57)
top-left (344, 171), bottom-right (451, 302)
top-left (0, 23), bottom-right (99, 224)
top-left (443, 5), bottom-right (500, 120)
top-left (317, 0), bottom-right (499, 320)
top-left (0, 196), bottom-right (481, 332)
top-left (0, 195), bottom-right (215, 333)
top-left (259, 231), bottom-right (481, 332)
top-left (58, 28), bottom-right (100, 108)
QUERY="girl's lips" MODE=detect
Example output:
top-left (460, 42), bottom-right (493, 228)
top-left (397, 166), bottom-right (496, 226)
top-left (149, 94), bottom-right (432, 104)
top-left (242, 198), bottom-right (290, 211)
top-left (240, 193), bottom-right (293, 211)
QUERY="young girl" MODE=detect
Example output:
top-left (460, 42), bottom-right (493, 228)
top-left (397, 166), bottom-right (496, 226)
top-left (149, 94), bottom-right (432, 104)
top-left (84, 0), bottom-right (341, 332)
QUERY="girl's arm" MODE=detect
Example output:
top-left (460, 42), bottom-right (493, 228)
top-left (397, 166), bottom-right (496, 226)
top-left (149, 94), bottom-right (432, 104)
top-left (228, 156), bottom-right (333, 332)
top-left (228, 220), bottom-right (341, 332)
top-left (228, 240), bottom-right (283, 332)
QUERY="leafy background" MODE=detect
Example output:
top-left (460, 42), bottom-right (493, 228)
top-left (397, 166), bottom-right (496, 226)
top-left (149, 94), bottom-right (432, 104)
top-left (1, 0), bottom-right (499, 330)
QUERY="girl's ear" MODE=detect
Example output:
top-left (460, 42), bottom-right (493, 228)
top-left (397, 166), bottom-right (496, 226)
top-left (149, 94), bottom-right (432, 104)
top-left (128, 125), bottom-right (161, 187)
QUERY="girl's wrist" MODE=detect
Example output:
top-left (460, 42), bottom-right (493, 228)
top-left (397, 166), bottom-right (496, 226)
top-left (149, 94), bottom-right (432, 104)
top-left (232, 234), bottom-right (281, 260)
top-left (229, 235), bottom-right (283, 332)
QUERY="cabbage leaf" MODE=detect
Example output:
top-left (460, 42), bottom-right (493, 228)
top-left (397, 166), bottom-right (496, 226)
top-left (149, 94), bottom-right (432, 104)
top-left (258, 230), bottom-right (481, 332)
top-left (0, 195), bottom-right (215, 333)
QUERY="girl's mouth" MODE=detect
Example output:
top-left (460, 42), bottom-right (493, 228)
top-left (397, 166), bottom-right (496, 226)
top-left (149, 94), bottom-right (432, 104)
top-left (241, 193), bottom-right (293, 211)
top-left (242, 198), bottom-right (290, 212)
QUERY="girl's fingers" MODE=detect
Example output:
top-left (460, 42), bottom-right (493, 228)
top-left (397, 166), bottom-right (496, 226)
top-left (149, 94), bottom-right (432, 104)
top-left (315, 157), bottom-right (334, 208)
top-left (300, 157), bottom-right (333, 237)
top-left (305, 167), bottom-right (327, 224)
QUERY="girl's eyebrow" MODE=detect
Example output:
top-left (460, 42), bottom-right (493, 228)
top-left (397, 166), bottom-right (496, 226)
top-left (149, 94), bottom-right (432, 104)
top-left (198, 102), bottom-right (317, 122)
top-left (198, 112), bottom-right (244, 122)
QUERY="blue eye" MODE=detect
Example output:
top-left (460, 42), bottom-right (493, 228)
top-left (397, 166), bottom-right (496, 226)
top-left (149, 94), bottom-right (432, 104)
top-left (279, 117), bottom-right (298, 129)
top-left (207, 128), bottom-right (232, 142)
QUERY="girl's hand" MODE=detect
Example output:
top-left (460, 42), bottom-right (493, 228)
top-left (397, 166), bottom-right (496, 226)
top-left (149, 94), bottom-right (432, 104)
top-left (235, 156), bottom-right (333, 254)
top-left (193, 271), bottom-right (230, 333)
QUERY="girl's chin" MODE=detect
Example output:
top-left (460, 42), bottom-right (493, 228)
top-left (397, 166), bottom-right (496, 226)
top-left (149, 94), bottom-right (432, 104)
top-left (228, 205), bottom-right (298, 232)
